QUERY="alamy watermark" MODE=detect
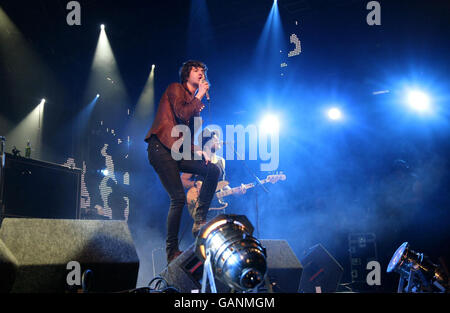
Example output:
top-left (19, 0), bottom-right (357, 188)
top-left (366, 1), bottom-right (381, 26)
top-left (66, 2), bottom-right (381, 27)
top-left (66, 1), bottom-right (81, 26)
top-left (66, 261), bottom-right (81, 286)
top-left (366, 260), bottom-right (381, 286)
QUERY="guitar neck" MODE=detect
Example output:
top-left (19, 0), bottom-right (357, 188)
top-left (215, 178), bottom-right (271, 198)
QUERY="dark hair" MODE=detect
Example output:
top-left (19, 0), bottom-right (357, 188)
top-left (179, 60), bottom-right (208, 84)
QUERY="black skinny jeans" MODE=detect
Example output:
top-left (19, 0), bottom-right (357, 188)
top-left (147, 135), bottom-right (220, 256)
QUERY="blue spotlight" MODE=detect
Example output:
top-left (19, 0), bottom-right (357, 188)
top-left (88, 94), bottom-right (100, 108)
top-left (407, 90), bottom-right (431, 112)
top-left (100, 169), bottom-right (109, 176)
top-left (259, 114), bottom-right (280, 134)
top-left (253, 0), bottom-right (284, 70)
top-left (327, 107), bottom-right (343, 121)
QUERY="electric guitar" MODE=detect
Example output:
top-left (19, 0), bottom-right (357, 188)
top-left (187, 173), bottom-right (286, 218)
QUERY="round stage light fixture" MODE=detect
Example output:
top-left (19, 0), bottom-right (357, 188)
top-left (195, 214), bottom-right (267, 292)
top-left (387, 242), bottom-right (448, 293)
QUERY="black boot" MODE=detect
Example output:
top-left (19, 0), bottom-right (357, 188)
top-left (167, 250), bottom-right (183, 264)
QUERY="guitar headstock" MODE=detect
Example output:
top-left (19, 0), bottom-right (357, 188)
top-left (265, 172), bottom-right (286, 184)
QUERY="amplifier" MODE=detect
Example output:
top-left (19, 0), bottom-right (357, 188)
top-left (0, 153), bottom-right (81, 220)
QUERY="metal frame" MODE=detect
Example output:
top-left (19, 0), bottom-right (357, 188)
top-left (201, 251), bottom-right (217, 293)
top-left (397, 267), bottom-right (434, 293)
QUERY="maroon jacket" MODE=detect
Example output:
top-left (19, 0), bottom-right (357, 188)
top-left (145, 82), bottom-right (204, 151)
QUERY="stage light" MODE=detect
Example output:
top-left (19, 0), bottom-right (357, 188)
top-left (136, 64), bottom-right (156, 120)
top-left (195, 214), bottom-right (267, 292)
top-left (387, 242), bottom-right (448, 293)
top-left (407, 90), bottom-right (430, 112)
top-left (259, 114), bottom-right (280, 134)
top-left (84, 18), bottom-right (128, 121)
top-left (187, 0), bottom-right (212, 55)
top-left (5, 98), bottom-right (45, 160)
top-left (327, 107), bottom-right (342, 120)
top-left (100, 24), bottom-right (105, 30)
top-left (96, 94), bottom-right (100, 98)
top-left (100, 169), bottom-right (109, 176)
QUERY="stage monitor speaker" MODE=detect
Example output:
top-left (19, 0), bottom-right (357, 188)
top-left (298, 243), bottom-right (343, 293)
top-left (260, 239), bottom-right (303, 293)
top-left (159, 239), bottom-right (302, 293)
top-left (0, 153), bottom-right (81, 220)
top-left (158, 243), bottom-right (229, 293)
top-left (0, 218), bottom-right (139, 293)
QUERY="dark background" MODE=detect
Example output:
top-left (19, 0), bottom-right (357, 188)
top-left (0, 0), bottom-right (449, 292)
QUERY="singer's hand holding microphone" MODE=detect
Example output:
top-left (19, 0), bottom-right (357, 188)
top-left (197, 78), bottom-right (210, 102)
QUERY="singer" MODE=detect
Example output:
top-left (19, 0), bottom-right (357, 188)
top-left (144, 60), bottom-right (221, 264)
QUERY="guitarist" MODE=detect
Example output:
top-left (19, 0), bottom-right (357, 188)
top-left (181, 129), bottom-right (246, 220)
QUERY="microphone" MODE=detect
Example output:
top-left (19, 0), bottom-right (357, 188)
top-left (201, 78), bottom-right (210, 101)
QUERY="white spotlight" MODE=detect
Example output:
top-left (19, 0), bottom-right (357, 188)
top-left (327, 107), bottom-right (342, 120)
top-left (96, 94), bottom-right (100, 98)
top-left (407, 90), bottom-right (430, 112)
top-left (100, 24), bottom-right (105, 30)
top-left (259, 114), bottom-right (280, 134)
top-left (152, 64), bottom-right (155, 69)
top-left (41, 99), bottom-right (46, 104)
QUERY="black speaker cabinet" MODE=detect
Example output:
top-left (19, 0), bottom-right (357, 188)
top-left (0, 238), bottom-right (18, 293)
top-left (159, 243), bottom-right (230, 293)
top-left (0, 153), bottom-right (81, 220)
top-left (0, 218), bottom-right (139, 293)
